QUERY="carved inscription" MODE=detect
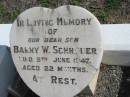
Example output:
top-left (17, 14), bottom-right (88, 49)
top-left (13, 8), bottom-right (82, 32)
top-left (10, 6), bottom-right (103, 97)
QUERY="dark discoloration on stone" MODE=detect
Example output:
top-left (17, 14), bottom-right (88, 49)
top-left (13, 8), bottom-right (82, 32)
top-left (30, 25), bottom-right (35, 35)
top-left (50, 9), bottom-right (55, 15)
top-left (66, 5), bottom-right (71, 14)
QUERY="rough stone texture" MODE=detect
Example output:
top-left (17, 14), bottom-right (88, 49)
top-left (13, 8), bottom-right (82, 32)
top-left (73, 65), bottom-right (123, 97)
top-left (94, 65), bottom-right (122, 97)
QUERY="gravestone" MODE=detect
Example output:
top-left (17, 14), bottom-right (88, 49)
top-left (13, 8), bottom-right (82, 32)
top-left (10, 5), bottom-right (103, 97)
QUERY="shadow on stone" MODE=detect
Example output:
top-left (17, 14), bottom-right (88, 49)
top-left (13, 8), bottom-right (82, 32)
top-left (118, 67), bottom-right (130, 97)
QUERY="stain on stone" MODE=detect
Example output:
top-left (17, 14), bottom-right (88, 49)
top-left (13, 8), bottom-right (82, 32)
top-left (50, 9), bottom-right (55, 15)
top-left (30, 25), bottom-right (35, 35)
top-left (66, 5), bottom-right (71, 14)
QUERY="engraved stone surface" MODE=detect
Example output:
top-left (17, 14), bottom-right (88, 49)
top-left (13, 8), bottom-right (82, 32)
top-left (10, 5), bottom-right (103, 97)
